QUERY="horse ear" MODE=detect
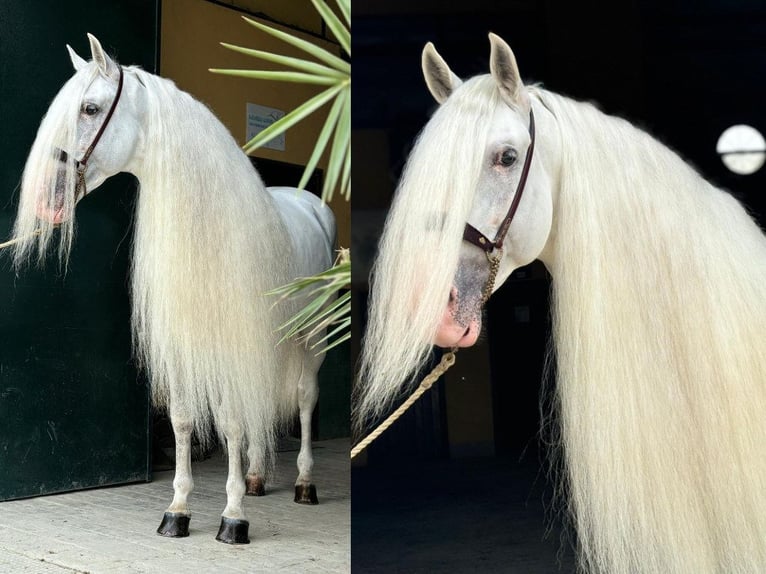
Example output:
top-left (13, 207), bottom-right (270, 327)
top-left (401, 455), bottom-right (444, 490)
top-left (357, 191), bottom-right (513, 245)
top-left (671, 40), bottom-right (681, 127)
top-left (422, 42), bottom-right (462, 104)
top-left (87, 33), bottom-right (117, 77)
top-left (488, 33), bottom-right (525, 106)
top-left (67, 45), bottom-right (87, 72)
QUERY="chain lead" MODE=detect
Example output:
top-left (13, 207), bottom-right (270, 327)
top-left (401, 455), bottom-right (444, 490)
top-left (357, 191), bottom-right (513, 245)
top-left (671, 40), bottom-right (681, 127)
top-left (481, 250), bottom-right (502, 306)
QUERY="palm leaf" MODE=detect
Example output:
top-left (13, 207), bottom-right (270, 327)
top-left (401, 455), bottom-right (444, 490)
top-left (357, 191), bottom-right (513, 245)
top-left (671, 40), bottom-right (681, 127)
top-left (242, 16), bottom-right (349, 73)
top-left (310, 0), bottom-right (350, 56)
top-left (218, 42), bottom-right (345, 78)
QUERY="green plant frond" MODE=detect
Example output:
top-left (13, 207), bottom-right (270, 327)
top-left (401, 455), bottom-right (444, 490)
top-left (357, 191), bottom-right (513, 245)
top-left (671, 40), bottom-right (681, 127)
top-left (267, 258), bottom-right (350, 298)
top-left (340, 141), bottom-right (351, 200)
top-left (242, 16), bottom-right (350, 74)
top-left (269, 255), bottom-right (350, 348)
top-left (243, 83), bottom-right (345, 153)
top-left (310, 0), bottom-right (350, 56)
top-left (276, 288), bottom-right (339, 333)
top-left (297, 290), bottom-right (350, 333)
top-left (297, 88), bottom-right (345, 191)
top-left (310, 317), bottom-right (351, 352)
top-left (335, 0), bottom-right (350, 27)
top-left (305, 294), bottom-right (351, 338)
top-left (218, 42), bottom-right (345, 78)
top-left (321, 89), bottom-right (350, 202)
top-left (210, 69), bottom-right (339, 85)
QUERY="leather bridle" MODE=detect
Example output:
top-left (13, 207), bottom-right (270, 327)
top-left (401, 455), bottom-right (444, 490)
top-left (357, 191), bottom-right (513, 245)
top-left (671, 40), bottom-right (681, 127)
top-left (462, 107), bottom-right (536, 303)
top-left (58, 66), bottom-right (124, 199)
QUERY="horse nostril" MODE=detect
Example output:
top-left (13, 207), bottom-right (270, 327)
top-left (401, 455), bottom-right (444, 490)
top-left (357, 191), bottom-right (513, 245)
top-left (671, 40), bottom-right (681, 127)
top-left (464, 326), bottom-right (470, 337)
top-left (448, 287), bottom-right (457, 304)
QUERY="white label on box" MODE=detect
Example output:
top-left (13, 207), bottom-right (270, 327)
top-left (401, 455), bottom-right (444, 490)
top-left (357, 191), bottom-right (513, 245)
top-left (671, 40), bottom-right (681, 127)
top-left (246, 103), bottom-right (285, 151)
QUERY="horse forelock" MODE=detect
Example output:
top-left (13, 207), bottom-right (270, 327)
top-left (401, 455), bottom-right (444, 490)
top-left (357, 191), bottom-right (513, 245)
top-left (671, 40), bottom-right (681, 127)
top-left (356, 76), bottom-right (504, 428)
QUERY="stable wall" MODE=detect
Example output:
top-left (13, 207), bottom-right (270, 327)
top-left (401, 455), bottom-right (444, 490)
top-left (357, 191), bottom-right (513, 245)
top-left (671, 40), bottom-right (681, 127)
top-left (0, 1), bottom-right (157, 500)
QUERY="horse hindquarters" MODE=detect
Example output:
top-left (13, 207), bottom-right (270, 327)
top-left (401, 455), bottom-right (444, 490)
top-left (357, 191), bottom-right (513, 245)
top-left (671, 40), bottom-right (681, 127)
top-left (294, 344), bottom-right (324, 504)
top-left (243, 343), bottom-right (324, 505)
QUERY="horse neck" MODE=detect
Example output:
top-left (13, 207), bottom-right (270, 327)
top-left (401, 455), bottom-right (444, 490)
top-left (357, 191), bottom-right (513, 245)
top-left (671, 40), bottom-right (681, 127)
top-left (544, 91), bottom-right (766, 357)
top-left (132, 73), bottom-right (290, 259)
top-left (546, 94), bottom-right (739, 267)
top-left (129, 72), bottom-right (295, 294)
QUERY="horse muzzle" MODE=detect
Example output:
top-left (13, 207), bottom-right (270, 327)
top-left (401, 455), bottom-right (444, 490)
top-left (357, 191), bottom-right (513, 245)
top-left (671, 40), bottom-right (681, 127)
top-left (433, 286), bottom-right (482, 348)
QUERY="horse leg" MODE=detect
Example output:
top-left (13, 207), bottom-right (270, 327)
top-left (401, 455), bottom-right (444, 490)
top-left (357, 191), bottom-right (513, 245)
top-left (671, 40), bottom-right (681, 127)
top-left (215, 423), bottom-right (250, 544)
top-left (157, 409), bottom-right (194, 538)
top-left (294, 370), bottom-right (319, 504)
top-left (244, 442), bottom-right (267, 497)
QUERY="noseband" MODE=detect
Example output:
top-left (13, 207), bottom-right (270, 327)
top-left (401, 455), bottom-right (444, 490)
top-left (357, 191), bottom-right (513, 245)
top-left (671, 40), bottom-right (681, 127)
top-left (462, 107), bottom-right (536, 303)
top-left (59, 66), bottom-right (124, 199)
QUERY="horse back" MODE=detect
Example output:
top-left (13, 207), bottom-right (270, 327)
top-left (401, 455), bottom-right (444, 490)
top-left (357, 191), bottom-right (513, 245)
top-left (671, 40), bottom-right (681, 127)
top-left (267, 186), bottom-right (336, 278)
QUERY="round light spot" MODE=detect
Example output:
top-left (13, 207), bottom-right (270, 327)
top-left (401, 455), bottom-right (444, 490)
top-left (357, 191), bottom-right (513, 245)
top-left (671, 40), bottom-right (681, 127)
top-left (716, 124), bottom-right (766, 175)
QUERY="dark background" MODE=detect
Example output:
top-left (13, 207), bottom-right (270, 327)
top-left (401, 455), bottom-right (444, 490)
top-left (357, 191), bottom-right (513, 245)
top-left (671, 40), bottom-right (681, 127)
top-left (0, 1), bottom-right (158, 499)
top-left (351, 1), bottom-right (766, 571)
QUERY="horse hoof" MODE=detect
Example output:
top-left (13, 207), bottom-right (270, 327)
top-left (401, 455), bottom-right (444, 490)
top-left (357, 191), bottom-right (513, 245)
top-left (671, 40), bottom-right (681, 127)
top-left (157, 512), bottom-right (190, 537)
top-left (245, 474), bottom-right (266, 496)
top-left (294, 484), bottom-right (318, 505)
top-left (216, 517), bottom-right (250, 544)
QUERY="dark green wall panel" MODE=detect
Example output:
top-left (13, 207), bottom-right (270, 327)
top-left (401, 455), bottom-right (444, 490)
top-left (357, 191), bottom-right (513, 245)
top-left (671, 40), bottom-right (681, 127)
top-left (0, 1), bottom-right (158, 499)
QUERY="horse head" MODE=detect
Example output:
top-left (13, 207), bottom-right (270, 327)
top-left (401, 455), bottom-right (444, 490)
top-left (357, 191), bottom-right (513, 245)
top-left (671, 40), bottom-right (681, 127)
top-left (35, 34), bottom-right (144, 224)
top-left (358, 34), bottom-right (560, 424)
top-left (423, 34), bottom-right (559, 348)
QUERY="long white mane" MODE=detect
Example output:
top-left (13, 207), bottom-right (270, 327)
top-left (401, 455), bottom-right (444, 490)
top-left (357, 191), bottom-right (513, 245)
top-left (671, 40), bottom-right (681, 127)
top-left (542, 90), bottom-right (766, 573)
top-left (129, 68), bottom-right (303, 459)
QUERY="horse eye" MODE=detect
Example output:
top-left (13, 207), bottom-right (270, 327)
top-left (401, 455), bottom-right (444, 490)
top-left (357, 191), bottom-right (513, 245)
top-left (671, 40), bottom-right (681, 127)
top-left (498, 148), bottom-right (517, 167)
top-left (82, 103), bottom-right (100, 116)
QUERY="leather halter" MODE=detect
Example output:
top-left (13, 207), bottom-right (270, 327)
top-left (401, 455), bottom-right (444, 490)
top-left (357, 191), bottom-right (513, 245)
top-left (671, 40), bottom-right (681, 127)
top-left (69, 66), bottom-right (125, 198)
top-left (463, 107), bottom-right (536, 254)
top-left (461, 107), bottom-right (535, 305)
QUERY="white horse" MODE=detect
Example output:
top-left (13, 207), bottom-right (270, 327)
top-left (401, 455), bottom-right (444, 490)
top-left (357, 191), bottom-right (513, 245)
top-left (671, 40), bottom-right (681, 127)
top-left (11, 34), bottom-right (336, 544)
top-left (357, 33), bottom-right (766, 573)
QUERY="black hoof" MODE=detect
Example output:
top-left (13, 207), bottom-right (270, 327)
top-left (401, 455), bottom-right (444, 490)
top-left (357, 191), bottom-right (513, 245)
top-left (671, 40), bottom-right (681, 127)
top-left (157, 512), bottom-right (190, 538)
top-left (216, 517), bottom-right (250, 544)
top-left (245, 474), bottom-right (266, 496)
top-left (294, 484), bottom-right (318, 505)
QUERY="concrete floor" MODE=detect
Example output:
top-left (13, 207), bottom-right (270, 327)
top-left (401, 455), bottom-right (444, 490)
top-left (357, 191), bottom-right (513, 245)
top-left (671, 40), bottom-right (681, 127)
top-left (0, 438), bottom-right (350, 574)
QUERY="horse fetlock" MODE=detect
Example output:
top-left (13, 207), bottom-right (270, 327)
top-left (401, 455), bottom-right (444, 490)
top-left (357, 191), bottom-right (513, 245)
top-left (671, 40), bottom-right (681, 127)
top-left (245, 473), bottom-right (266, 496)
top-left (221, 503), bottom-right (246, 521)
